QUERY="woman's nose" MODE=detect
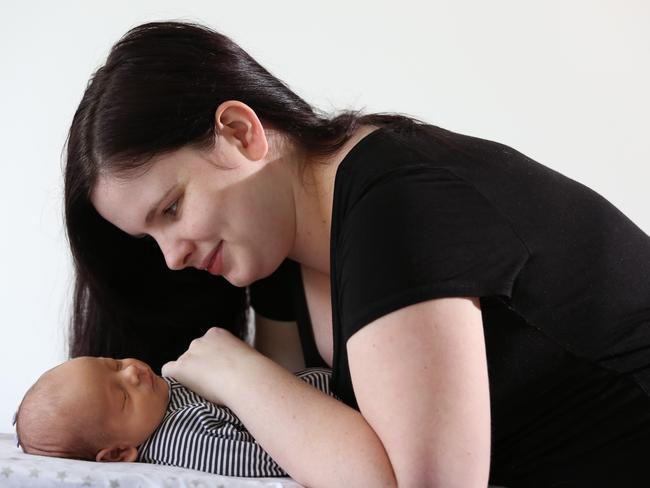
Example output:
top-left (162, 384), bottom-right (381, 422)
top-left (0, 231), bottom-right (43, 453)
top-left (157, 234), bottom-right (194, 270)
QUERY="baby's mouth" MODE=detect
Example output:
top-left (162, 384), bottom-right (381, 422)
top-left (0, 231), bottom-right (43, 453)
top-left (141, 368), bottom-right (155, 391)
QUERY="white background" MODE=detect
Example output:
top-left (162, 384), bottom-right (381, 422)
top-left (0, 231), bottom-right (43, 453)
top-left (1, 0), bottom-right (648, 433)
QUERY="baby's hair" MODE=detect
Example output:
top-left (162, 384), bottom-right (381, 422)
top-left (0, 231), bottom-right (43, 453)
top-left (15, 364), bottom-right (110, 460)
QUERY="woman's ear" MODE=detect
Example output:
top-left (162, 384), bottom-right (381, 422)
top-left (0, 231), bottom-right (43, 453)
top-left (95, 445), bottom-right (138, 463)
top-left (214, 100), bottom-right (268, 161)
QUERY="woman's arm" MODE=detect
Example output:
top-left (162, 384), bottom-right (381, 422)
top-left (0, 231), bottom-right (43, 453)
top-left (253, 312), bottom-right (306, 372)
top-left (347, 297), bottom-right (492, 487)
top-left (163, 296), bottom-right (490, 487)
top-left (162, 327), bottom-right (396, 488)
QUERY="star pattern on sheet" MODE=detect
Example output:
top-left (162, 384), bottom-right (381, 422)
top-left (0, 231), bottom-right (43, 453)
top-left (82, 474), bottom-right (94, 486)
top-left (29, 467), bottom-right (40, 478)
top-left (57, 470), bottom-right (67, 481)
top-left (1, 466), bottom-right (13, 477)
top-left (163, 476), bottom-right (178, 487)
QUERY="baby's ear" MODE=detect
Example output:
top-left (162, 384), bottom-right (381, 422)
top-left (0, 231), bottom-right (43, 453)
top-left (95, 445), bottom-right (138, 463)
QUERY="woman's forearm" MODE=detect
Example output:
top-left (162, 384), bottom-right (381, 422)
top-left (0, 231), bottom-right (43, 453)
top-left (218, 352), bottom-right (397, 488)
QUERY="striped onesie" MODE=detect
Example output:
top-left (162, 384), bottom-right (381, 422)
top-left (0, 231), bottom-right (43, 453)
top-left (137, 368), bottom-right (333, 477)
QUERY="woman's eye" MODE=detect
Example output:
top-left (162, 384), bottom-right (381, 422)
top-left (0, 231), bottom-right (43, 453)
top-left (163, 200), bottom-right (179, 217)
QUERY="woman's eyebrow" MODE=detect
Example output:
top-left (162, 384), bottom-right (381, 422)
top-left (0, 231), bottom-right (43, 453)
top-left (145, 184), bottom-right (177, 225)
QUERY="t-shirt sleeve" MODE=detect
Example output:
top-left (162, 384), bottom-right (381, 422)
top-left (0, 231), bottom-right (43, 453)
top-left (335, 166), bottom-right (530, 340)
top-left (248, 257), bottom-right (297, 321)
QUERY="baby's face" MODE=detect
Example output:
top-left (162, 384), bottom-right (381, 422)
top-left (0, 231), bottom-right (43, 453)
top-left (56, 357), bottom-right (169, 449)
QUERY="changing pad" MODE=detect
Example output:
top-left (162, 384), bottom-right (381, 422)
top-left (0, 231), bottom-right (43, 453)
top-left (0, 433), bottom-right (303, 487)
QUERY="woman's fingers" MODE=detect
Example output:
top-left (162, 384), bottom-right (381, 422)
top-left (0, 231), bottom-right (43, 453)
top-left (160, 330), bottom-right (217, 377)
top-left (158, 327), bottom-right (256, 405)
top-left (161, 360), bottom-right (177, 377)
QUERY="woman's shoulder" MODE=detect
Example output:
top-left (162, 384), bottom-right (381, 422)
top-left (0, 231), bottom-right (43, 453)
top-left (336, 120), bottom-right (514, 186)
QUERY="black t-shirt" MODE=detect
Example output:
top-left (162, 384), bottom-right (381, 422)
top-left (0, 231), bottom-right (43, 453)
top-left (249, 121), bottom-right (650, 484)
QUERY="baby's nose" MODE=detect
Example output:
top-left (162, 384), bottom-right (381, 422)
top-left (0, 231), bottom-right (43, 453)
top-left (124, 364), bottom-right (146, 385)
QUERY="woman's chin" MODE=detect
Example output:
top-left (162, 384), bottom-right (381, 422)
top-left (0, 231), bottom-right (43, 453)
top-left (225, 273), bottom-right (249, 288)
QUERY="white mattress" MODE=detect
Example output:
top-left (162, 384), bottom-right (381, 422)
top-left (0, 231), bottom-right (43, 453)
top-left (0, 433), bottom-right (303, 488)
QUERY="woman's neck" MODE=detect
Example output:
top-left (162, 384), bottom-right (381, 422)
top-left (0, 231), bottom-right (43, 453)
top-left (287, 124), bottom-right (380, 275)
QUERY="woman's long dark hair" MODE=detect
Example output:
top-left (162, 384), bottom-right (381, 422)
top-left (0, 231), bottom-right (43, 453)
top-left (64, 21), bottom-right (425, 371)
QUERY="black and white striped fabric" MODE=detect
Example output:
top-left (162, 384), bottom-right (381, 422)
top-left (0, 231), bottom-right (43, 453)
top-left (137, 367), bottom-right (333, 477)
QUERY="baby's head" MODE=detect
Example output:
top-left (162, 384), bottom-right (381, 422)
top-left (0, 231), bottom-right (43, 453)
top-left (15, 356), bottom-right (169, 462)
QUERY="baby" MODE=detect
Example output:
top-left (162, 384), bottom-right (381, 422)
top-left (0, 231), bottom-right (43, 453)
top-left (14, 356), bottom-right (333, 477)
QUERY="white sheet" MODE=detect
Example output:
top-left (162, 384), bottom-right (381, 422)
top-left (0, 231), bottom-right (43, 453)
top-left (0, 433), bottom-right (303, 488)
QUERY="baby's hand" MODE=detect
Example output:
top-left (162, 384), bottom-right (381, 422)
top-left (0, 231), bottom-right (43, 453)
top-left (162, 327), bottom-right (258, 405)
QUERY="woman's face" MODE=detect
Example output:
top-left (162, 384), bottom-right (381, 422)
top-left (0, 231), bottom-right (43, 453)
top-left (91, 137), bottom-right (296, 287)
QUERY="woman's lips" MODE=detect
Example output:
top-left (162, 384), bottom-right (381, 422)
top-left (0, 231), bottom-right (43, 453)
top-left (201, 241), bottom-right (222, 270)
top-left (206, 241), bottom-right (224, 275)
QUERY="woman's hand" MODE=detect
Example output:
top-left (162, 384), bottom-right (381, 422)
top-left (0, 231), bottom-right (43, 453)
top-left (166, 327), bottom-right (397, 487)
top-left (161, 327), bottom-right (258, 405)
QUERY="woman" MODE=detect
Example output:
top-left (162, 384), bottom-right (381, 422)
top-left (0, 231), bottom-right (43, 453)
top-left (65, 21), bottom-right (650, 487)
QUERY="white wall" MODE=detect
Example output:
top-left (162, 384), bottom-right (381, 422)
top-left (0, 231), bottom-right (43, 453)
top-left (1, 0), bottom-right (648, 433)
